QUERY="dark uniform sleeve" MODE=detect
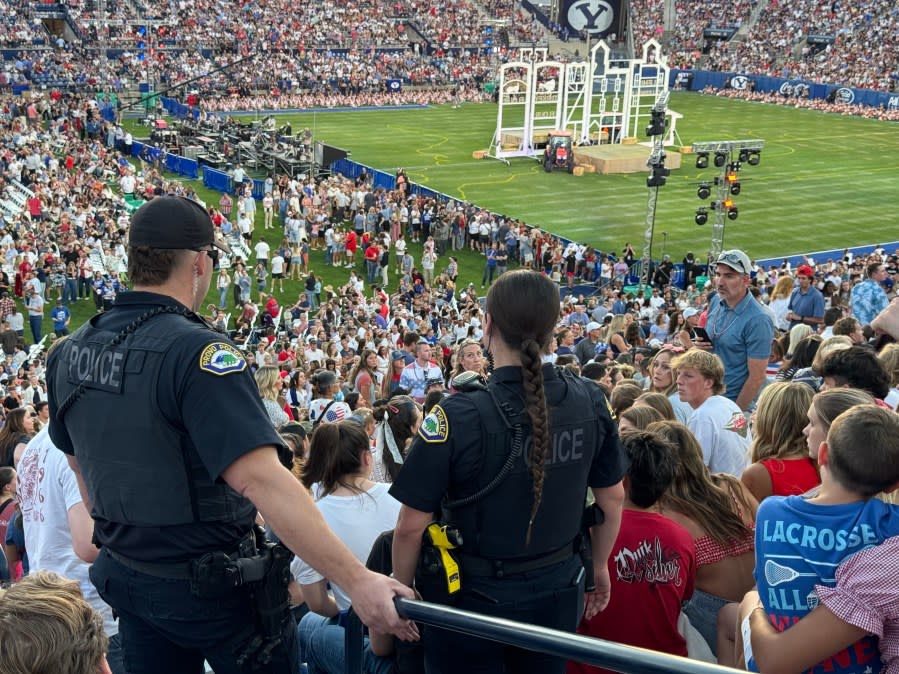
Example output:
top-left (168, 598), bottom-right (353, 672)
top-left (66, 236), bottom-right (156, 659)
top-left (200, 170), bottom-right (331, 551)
top-left (389, 393), bottom-right (479, 514)
top-left (164, 337), bottom-right (286, 481)
top-left (585, 383), bottom-right (628, 489)
top-left (46, 343), bottom-right (75, 455)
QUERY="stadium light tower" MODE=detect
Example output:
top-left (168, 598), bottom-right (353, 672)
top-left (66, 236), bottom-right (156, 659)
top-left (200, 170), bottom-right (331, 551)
top-left (691, 139), bottom-right (765, 259)
top-left (640, 91), bottom-right (670, 286)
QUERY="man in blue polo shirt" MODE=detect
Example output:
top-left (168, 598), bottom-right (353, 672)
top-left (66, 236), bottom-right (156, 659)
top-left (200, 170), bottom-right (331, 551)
top-left (696, 249), bottom-right (774, 412)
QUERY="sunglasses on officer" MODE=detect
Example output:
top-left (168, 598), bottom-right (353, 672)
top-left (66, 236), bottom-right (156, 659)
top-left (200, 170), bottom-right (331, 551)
top-left (192, 247), bottom-right (220, 264)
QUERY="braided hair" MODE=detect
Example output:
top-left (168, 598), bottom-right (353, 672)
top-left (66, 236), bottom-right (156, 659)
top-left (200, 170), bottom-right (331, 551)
top-left (485, 270), bottom-right (559, 546)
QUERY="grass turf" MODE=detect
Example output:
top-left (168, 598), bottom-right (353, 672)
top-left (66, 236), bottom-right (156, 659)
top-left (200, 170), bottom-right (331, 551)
top-left (261, 91), bottom-right (899, 261)
top-left (54, 93), bottom-right (892, 349)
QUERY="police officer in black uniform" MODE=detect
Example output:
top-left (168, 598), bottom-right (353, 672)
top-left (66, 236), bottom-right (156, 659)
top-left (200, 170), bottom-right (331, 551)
top-left (46, 195), bottom-right (415, 674)
top-left (390, 269), bottom-right (627, 674)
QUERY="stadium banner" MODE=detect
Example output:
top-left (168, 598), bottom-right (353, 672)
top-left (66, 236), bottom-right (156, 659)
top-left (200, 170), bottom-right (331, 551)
top-left (703, 27), bottom-right (737, 39)
top-left (386, 79), bottom-right (403, 93)
top-left (668, 69), bottom-right (899, 109)
top-left (806, 34), bottom-right (835, 45)
top-left (561, 0), bottom-right (622, 38)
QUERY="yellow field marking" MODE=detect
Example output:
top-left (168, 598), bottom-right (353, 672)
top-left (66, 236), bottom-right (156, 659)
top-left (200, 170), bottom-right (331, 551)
top-left (455, 163), bottom-right (544, 200)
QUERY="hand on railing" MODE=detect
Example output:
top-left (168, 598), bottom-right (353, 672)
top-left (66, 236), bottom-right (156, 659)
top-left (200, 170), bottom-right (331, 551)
top-left (347, 570), bottom-right (420, 642)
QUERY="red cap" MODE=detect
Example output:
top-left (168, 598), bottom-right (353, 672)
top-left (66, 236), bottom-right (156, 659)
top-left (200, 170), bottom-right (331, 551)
top-left (796, 264), bottom-right (814, 278)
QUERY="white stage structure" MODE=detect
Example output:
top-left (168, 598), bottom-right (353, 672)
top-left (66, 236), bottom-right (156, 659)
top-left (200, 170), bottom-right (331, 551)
top-left (488, 39), bottom-right (673, 162)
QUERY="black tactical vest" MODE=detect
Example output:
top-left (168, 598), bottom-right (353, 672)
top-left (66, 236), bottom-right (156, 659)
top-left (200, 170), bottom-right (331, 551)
top-left (52, 313), bottom-right (255, 527)
top-left (443, 370), bottom-right (601, 560)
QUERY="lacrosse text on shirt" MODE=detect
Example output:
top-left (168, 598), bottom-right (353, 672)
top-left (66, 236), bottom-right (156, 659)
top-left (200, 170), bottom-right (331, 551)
top-left (761, 521), bottom-right (879, 551)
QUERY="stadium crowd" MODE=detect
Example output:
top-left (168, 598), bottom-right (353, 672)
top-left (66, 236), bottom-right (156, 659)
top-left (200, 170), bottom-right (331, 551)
top-left (2, 0), bottom-right (897, 107)
top-left (1, 0), bottom-right (899, 672)
top-left (3, 111), bottom-right (899, 667)
top-left (696, 0), bottom-right (899, 92)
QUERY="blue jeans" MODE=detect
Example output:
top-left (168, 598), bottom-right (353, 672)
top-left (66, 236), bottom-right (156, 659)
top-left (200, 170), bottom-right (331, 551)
top-left (107, 632), bottom-right (126, 674)
top-left (481, 264), bottom-right (496, 286)
top-left (423, 556), bottom-right (583, 674)
top-left (29, 314), bottom-right (42, 343)
top-left (218, 286), bottom-right (228, 309)
top-left (90, 548), bottom-right (298, 674)
top-left (297, 613), bottom-right (393, 674)
top-left (63, 278), bottom-right (78, 304)
top-left (682, 587), bottom-right (727, 657)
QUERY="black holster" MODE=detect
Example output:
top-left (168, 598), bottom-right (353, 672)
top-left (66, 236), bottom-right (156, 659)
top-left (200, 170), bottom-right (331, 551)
top-left (579, 503), bottom-right (606, 593)
top-left (189, 528), bottom-right (293, 672)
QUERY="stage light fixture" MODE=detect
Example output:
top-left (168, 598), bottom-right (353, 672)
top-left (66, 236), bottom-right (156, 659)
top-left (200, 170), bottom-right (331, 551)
top-left (695, 208), bottom-right (708, 225)
top-left (727, 205), bottom-right (739, 220)
top-left (738, 149), bottom-right (750, 163)
top-left (695, 152), bottom-right (709, 169)
top-left (725, 171), bottom-right (741, 195)
top-left (714, 151), bottom-right (728, 168)
top-left (747, 150), bottom-right (761, 166)
top-left (647, 164), bottom-right (670, 187)
top-left (697, 182), bottom-right (711, 199)
top-left (645, 109), bottom-right (667, 137)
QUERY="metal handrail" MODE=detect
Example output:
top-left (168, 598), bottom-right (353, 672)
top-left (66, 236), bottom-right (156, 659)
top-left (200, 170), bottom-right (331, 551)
top-left (343, 598), bottom-right (739, 674)
top-left (395, 598), bottom-right (736, 674)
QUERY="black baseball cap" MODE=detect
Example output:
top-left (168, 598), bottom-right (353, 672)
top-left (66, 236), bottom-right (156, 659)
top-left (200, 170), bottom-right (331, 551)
top-left (129, 195), bottom-right (231, 255)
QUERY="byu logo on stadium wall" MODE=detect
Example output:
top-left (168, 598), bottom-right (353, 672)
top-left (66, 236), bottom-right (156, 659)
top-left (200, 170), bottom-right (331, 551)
top-left (730, 76), bottom-right (750, 90)
top-left (835, 88), bottom-right (855, 104)
top-left (566, 0), bottom-right (616, 35)
top-left (889, 96), bottom-right (899, 111)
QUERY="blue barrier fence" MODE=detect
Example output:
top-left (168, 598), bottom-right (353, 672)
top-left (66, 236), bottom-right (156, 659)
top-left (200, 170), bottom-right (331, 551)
top-left (127, 140), bottom-right (199, 179)
top-left (670, 69), bottom-right (899, 110)
top-left (202, 166), bottom-right (267, 198)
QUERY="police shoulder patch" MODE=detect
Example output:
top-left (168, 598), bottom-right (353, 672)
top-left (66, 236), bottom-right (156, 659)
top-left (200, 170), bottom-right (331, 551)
top-left (199, 342), bottom-right (247, 376)
top-left (418, 404), bottom-right (449, 443)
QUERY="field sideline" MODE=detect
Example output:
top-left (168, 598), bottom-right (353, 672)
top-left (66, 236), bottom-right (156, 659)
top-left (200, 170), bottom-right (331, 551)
top-left (255, 91), bottom-right (899, 262)
top-left (74, 92), bottom-right (893, 348)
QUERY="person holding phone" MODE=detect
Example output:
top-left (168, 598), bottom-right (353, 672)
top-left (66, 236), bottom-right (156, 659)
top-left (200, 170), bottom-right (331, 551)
top-left (695, 250), bottom-right (774, 412)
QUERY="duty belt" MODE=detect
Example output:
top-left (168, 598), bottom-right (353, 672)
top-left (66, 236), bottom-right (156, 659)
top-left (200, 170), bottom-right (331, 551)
top-left (106, 530), bottom-right (257, 580)
top-left (460, 545), bottom-right (572, 579)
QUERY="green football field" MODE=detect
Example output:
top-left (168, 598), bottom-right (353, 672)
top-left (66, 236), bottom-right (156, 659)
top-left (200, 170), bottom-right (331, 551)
top-left (66, 93), bottom-right (894, 349)
top-left (266, 92), bottom-right (899, 262)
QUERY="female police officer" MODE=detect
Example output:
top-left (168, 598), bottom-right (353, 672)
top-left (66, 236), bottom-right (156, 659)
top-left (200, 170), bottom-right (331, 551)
top-left (390, 269), bottom-right (626, 674)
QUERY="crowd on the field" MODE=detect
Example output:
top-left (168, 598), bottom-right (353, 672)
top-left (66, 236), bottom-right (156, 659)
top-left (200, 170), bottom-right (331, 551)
top-left (701, 86), bottom-right (899, 120)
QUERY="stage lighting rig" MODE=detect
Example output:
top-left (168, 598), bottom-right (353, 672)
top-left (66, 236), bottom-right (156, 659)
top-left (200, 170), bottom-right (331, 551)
top-left (690, 139), bottom-right (764, 256)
